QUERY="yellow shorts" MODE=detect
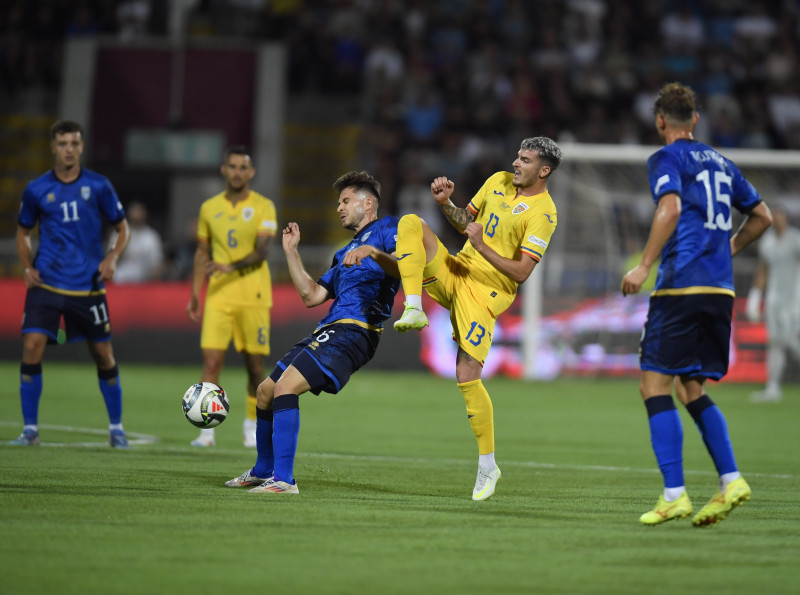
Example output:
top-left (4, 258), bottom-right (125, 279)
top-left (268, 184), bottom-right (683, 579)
top-left (422, 240), bottom-right (501, 365)
top-left (201, 298), bottom-right (271, 355)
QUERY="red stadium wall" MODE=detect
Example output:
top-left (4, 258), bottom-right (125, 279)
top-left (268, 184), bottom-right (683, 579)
top-left (0, 280), bottom-right (768, 382)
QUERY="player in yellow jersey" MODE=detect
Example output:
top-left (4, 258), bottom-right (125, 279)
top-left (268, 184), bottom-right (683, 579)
top-left (394, 137), bottom-right (562, 500)
top-left (187, 146), bottom-right (278, 447)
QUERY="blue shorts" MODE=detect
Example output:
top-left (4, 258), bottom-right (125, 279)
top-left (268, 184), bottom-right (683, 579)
top-left (269, 323), bottom-right (380, 395)
top-left (22, 287), bottom-right (112, 344)
top-left (640, 294), bottom-right (733, 381)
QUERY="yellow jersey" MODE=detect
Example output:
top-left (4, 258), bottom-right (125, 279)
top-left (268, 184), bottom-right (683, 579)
top-left (460, 171), bottom-right (557, 305)
top-left (197, 190), bottom-right (277, 306)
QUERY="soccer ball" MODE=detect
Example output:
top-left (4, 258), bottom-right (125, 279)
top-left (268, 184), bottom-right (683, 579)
top-left (182, 382), bottom-right (230, 428)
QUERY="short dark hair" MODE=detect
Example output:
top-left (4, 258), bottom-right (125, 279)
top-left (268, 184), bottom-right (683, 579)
top-left (50, 120), bottom-right (83, 139)
top-left (520, 136), bottom-right (562, 174)
top-left (333, 170), bottom-right (381, 203)
top-left (224, 145), bottom-right (251, 161)
top-left (653, 82), bottom-right (697, 123)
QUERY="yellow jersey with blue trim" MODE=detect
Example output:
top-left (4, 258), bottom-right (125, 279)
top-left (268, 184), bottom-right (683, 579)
top-left (198, 190), bottom-right (277, 306)
top-left (461, 171), bottom-right (557, 297)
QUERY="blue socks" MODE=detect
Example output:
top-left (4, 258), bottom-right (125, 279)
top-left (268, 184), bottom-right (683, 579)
top-left (644, 395), bottom-right (684, 489)
top-left (98, 366), bottom-right (123, 425)
top-left (272, 394), bottom-right (300, 485)
top-left (686, 395), bottom-right (737, 475)
top-left (20, 363), bottom-right (43, 426)
top-left (253, 407), bottom-right (275, 478)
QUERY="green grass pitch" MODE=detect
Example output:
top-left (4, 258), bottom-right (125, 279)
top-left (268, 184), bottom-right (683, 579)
top-left (1, 362), bottom-right (798, 594)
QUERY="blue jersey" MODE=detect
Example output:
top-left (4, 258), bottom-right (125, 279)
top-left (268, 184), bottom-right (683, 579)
top-left (18, 168), bottom-right (125, 293)
top-left (647, 139), bottom-right (761, 296)
top-left (316, 216), bottom-right (400, 330)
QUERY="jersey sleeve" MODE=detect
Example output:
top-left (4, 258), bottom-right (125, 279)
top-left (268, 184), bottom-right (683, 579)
top-left (520, 211), bottom-right (557, 262)
top-left (18, 183), bottom-right (38, 229)
top-left (258, 199), bottom-right (278, 236)
top-left (98, 177), bottom-right (125, 224)
top-left (196, 202), bottom-right (211, 242)
top-left (647, 150), bottom-right (682, 203)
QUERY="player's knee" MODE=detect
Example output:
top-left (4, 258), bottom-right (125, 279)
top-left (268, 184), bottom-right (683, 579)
top-left (256, 377), bottom-right (275, 409)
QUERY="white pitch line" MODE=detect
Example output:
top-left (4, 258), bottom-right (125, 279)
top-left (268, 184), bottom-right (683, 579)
top-left (1, 421), bottom-right (794, 479)
top-left (0, 420), bottom-right (159, 447)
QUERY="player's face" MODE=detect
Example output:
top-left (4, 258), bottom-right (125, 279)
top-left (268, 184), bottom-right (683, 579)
top-left (337, 187), bottom-right (370, 231)
top-left (221, 154), bottom-right (255, 192)
top-left (51, 132), bottom-right (84, 169)
top-left (512, 149), bottom-right (547, 189)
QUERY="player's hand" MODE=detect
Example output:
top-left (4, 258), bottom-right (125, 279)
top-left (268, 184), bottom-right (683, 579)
top-left (342, 245), bottom-right (374, 267)
top-left (464, 222), bottom-right (484, 248)
top-left (621, 264), bottom-right (649, 296)
top-left (97, 255), bottom-right (118, 282)
top-left (282, 222), bottom-right (301, 252)
top-left (431, 176), bottom-right (455, 205)
top-left (187, 295), bottom-right (201, 322)
top-left (22, 266), bottom-right (42, 288)
top-left (205, 260), bottom-right (233, 276)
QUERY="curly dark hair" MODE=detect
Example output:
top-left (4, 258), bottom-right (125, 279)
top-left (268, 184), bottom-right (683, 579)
top-left (653, 82), bottom-right (697, 123)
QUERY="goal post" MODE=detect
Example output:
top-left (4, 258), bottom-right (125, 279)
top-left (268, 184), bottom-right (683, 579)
top-left (521, 142), bottom-right (800, 381)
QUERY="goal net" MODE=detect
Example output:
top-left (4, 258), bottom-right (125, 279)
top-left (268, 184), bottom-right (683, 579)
top-left (421, 143), bottom-right (800, 383)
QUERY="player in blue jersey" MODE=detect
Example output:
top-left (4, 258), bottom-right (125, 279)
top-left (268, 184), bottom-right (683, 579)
top-left (225, 170), bottom-right (400, 493)
top-left (621, 83), bottom-right (773, 526)
top-left (12, 120), bottom-right (131, 448)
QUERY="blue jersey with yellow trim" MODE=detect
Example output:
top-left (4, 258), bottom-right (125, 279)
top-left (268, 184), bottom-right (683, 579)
top-left (18, 168), bottom-right (125, 292)
top-left (317, 216), bottom-right (400, 329)
top-left (647, 139), bottom-right (761, 294)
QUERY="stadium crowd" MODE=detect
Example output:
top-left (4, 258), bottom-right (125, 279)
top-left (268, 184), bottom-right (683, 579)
top-left (3, 0), bottom-right (800, 266)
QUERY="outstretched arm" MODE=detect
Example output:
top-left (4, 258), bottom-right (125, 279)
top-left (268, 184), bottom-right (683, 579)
top-left (283, 222), bottom-right (330, 307)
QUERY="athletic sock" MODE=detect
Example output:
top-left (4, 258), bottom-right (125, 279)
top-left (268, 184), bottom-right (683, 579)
top-left (246, 394), bottom-right (258, 422)
top-left (98, 365), bottom-right (123, 425)
top-left (272, 394), bottom-right (300, 485)
top-left (644, 395), bottom-right (684, 489)
top-left (20, 363), bottom-right (43, 426)
top-left (253, 407), bottom-right (275, 478)
top-left (686, 395), bottom-right (737, 476)
top-left (396, 214), bottom-right (427, 297)
top-left (458, 379), bottom-right (495, 455)
top-left (479, 452), bottom-right (496, 469)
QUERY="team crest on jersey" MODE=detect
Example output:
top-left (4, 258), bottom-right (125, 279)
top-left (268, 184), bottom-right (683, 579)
top-left (46, 193), bottom-right (55, 203)
top-left (81, 186), bottom-right (91, 200)
top-left (361, 231), bottom-right (372, 242)
top-left (242, 207), bottom-right (254, 221)
top-left (512, 202), bottom-right (529, 214)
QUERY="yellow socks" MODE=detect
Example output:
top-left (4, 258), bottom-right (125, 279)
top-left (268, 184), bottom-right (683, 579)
top-left (396, 214), bottom-right (427, 297)
top-left (458, 379), bottom-right (495, 455)
top-left (246, 394), bottom-right (258, 421)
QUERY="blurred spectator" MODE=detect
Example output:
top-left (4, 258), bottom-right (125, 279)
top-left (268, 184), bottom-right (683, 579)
top-left (659, 2), bottom-right (705, 53)
top-left (733, 1), bottom-right (778, 51)
top-left (116, 0), bottom-right (151, 41)
top-left (165, 217), bottom-right (198, 281)
top-left (113, 201), bottom-right (164, 283)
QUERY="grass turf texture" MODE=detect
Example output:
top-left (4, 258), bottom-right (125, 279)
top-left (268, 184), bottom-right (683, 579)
top-left (1, 362), bottom-right (798, 594)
